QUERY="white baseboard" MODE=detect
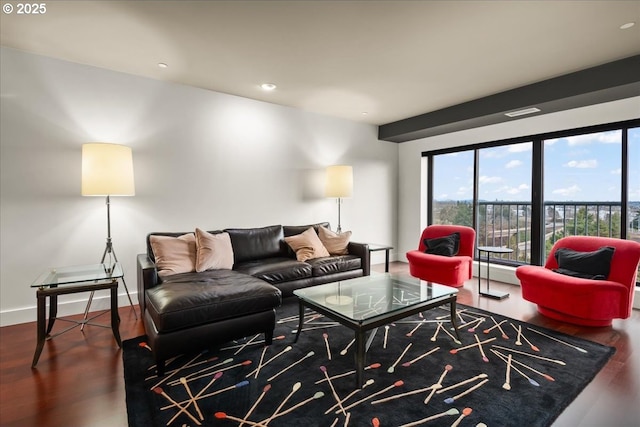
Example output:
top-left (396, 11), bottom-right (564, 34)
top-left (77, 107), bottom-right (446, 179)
top-left (0, 292), bottom-right (139, 327)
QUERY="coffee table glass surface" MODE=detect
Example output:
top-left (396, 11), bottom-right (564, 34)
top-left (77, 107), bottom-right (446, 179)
top-left (294, 273), bottom-right (457, 322)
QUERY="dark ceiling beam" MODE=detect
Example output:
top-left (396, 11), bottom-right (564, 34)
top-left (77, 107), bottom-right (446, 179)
top-left (378, 55), bottom-right (640, 143)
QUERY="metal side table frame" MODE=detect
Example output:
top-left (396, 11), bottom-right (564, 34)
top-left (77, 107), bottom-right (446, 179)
top-left (477, 246), bottom-right (513, 300)
top-left (31, 263), bottom-right (123, 367)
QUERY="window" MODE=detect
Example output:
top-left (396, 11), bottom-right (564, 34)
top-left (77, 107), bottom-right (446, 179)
top-left (477, 143), bottom-right (532, 263)
top-left (431, 151), bottom-right (474, 227)
top-left (424, 119), bottom-right (639, 275)
top-left (544, 130), bottom-right (622, 257)
top-left (628, 127), bottom-right (640, 279)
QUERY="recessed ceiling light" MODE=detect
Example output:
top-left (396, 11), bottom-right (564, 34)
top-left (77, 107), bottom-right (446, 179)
top-left (361, 112), bottom-right (368, 116)
top-left (620, 22), bottom-right (635, 30)
top-left (505, 107), bottom-right (541, 118)
top-left (158, 62), bottom-right (168, 68)
top-left (260, 83), bottom-right (277, 91)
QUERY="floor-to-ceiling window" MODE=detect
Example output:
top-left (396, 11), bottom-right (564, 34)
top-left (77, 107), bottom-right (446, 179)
top-left (431, 151), bottom-right (474, 227)
top-left (543, 130), bottom-right (622, 257)
top-left (628, 127), bottom-right (640, 279)
top-left (477, 143), bottom-right (532, 263)
top-left (425, 119), bottom-right (639, 277)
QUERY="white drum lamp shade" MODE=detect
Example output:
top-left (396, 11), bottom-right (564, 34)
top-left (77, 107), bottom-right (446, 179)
top-left (325, 165), bottom-right (353, 198)
top-left (82, 143), bottom-right (135, 196)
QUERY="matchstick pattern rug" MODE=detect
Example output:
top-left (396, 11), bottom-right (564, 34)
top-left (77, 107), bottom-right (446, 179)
top-left (124, 299), bottom-right (615, 427)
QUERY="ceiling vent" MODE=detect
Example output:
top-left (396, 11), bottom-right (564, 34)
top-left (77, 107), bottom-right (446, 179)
top-left (504, 107), bottom-right (541, 117)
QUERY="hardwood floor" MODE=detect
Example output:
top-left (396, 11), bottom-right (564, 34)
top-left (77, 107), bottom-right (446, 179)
top-left (0, 262), bottom-right (638, 427)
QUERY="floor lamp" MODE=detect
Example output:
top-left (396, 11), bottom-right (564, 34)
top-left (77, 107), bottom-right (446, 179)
top-left (82, 143), bottom-right (138, 321)
top-left (325, 165), bottom-right (353, 234)
top-left (325, 165), bottom-right (353, 305)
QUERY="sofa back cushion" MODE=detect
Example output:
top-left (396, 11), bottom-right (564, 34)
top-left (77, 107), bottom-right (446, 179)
top-left (225, 225), bottom-right (285, 263)
top-left (283, 222), bottom-right (330, 237)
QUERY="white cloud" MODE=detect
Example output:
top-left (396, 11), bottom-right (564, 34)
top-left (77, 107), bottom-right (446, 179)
top-left (564, 159), bottom-right (597, 168)
top-left (552, 184), bottom-right (581, 197)
top-left (505, 160), bottom-right (523, 169)
top-left (495, 183), bottom-right (530, 195)
top-left (456, 186), bottom-right (472, 196)
top-left (507, 143), bottom-right (532, 153)
top-left (565, 131), bottom-right (620, 146)
top-left (479, 175), bottom-right (502, 184)
top-left (610, 168), bottom-right (621, 175)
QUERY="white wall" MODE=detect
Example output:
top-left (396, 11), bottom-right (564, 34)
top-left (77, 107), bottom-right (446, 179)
top-left (397, 96), bottom-right (640, 291)
top-left (0, 47), bottom-right (399, 326)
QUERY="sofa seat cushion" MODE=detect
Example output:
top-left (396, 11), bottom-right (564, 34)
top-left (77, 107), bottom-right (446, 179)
top-left (307, 255), bottom-right (361, 276)
top-left (234, 257), bottom-right (312, 284)
top-left (146, 270), bottom-right (281, 333)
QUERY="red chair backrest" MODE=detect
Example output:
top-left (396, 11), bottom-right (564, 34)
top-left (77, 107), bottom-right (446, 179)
top-left (417, 225), bottom-right (476, 258)
top-left (545, 236), bottom-right (640, 289)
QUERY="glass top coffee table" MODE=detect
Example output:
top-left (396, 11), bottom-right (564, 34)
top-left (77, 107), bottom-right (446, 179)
top-left (293, 273), bottom-right (460, 388)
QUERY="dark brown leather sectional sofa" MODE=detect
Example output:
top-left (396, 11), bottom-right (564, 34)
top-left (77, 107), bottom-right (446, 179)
top-left (136, 222), bottom-right (370, 373)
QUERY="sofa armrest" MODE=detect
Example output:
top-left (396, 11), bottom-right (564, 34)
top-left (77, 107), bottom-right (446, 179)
top-left (348, 241), bottom-right (370, 276)
top-left (137, 253), bottom-right (159, 314)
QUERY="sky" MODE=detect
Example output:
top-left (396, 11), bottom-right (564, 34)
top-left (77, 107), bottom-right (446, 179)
top-left (433, 128), bottom-right (640, 202)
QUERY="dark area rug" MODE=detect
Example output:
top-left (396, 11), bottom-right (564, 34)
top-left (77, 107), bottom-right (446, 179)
top-left (124, 298), bottom-right (614, 427)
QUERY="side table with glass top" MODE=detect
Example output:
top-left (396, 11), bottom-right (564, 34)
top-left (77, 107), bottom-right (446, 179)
top-left (30, 263), bottom-right (123, 367)
top-left (368, 244), bottom-right (393, 272)
top-left (477, 246), bottom-right (513, 300)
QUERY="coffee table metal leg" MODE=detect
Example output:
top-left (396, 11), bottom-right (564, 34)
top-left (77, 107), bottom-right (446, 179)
top-left (450, 298), bottom-right (461, 342)
top-left (355, 330), bottom-right (365, 388)
top-left (294, 300), bottom-right (304, 343)
top-left (384, 249), bottom-right (390, 273)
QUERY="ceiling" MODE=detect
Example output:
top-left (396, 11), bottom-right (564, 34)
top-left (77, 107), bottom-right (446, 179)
top-left (1, 1), bottom-right (639, 131)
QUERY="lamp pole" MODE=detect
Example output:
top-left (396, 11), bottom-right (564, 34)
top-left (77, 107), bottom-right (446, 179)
top-left (337, 198), bottom-right (342, 234)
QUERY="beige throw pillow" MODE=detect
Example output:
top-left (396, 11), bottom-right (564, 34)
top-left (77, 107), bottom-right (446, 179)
top-left (318, 226), bottom-right (351, 255)
top-left (195, 228), bottom-right (234, 272)
top-left (149, 233), bottom-right (196, 277)
top-left (284, 227), bottom-right (330, 262)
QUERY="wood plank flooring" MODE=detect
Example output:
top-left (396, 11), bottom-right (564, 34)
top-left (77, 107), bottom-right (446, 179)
top-left (0, 262), bottom-right (638, 427)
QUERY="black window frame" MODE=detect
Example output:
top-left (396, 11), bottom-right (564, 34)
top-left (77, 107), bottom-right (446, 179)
top-left (423, 118), bottom-right (640, 267)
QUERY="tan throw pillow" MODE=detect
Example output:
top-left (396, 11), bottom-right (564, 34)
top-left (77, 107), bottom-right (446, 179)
top-left (195, 228), bottom-right (234, 272)
top-left (318, 226), bottom-right (352, 255)
top-left (284, 227), bottom-right (330, 262)
top-left (149, 233), bottom-right (196, 277)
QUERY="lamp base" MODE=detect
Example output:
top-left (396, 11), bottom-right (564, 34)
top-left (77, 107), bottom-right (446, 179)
top-left (325, 295), bottom-right (353, 305)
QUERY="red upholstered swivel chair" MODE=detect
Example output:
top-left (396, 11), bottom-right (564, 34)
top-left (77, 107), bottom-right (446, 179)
top-left (406, 225), bottom-right (476, 287)
top-left (516, 236), bottom-right (640, 327)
